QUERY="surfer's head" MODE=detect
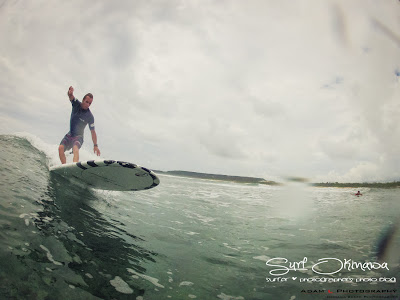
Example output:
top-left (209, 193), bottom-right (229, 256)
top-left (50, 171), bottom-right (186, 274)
top-left (81, 93), bottom-right (93, 110)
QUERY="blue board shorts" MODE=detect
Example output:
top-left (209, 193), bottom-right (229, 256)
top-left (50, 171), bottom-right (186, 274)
top-left (60, 133), bottom-right (83, 151)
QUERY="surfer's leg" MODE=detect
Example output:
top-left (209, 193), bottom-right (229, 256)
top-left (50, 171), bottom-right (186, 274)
top-left (71, 136), bottom-right (83, 162)
top-left (59, 133), bottom-right (71, 164)
top-left (58, 145), bottom-right (66, 164)
top-left (72, 145), bottom-right (79, 162)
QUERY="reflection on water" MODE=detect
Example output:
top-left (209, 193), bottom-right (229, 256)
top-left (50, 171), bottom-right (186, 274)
top-left (34, 174), bottom-right (158, 299)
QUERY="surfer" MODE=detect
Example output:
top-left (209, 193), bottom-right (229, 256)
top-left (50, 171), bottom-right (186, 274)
top-left (355, 191), bottom-right (362, 196)
top-left (58, 86), bottom-right (101, 164)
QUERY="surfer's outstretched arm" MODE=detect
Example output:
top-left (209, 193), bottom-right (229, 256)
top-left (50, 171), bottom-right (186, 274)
top-left (67, 86), bottom-right (75, 101)
top-left (91, 130), bottom-right (101, 156)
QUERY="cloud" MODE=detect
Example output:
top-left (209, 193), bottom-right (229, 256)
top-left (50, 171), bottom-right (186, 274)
top-left (1, 0), bottom-right (400, 181)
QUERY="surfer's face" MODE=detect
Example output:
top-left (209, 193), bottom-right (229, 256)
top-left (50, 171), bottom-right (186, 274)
top-left (81, 96), bottom-right (93, 110)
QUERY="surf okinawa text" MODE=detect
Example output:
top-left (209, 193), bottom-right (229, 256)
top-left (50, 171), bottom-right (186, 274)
top-left (266, 257), bottom-right (389, 276)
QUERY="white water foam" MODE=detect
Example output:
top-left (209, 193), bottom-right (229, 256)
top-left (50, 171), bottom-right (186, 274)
top-left (39, 245), bottom-right (63, 266)
top-left (127, 268), bottom-right (165, 289)
top-left (14, 132), bottom-right (104, 168)
top-left (109, 276), bottom-right (134, 294)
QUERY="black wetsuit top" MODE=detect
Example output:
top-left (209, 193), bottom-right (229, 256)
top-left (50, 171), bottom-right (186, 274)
top-left (69, 98), bottom-right (95, 137)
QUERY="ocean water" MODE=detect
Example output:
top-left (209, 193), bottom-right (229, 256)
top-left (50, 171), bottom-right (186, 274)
top-left (0, 134), bottom-right (399, 300)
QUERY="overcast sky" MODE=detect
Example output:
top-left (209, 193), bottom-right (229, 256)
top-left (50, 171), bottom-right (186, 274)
top-left (1, 0), bottom-right (399, 182)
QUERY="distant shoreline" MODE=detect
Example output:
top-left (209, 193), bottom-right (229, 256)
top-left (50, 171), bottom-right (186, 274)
top-left (311, 182), bottom-right (400, 188)
top-left (154, 170), bottom-right (400, 188)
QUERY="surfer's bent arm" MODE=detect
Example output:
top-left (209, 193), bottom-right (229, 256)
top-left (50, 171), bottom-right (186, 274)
top-left (91, 129), bottom-right (101, 156)
top-left (67, 86), bottom-right (75, 101)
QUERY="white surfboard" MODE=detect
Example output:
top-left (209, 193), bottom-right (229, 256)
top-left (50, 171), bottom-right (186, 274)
top-left (50, 160), bottom-right (160, 191)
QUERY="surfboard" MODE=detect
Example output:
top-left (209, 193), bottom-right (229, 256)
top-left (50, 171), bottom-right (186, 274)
top-left (50, 160), bottom-right (160, 191)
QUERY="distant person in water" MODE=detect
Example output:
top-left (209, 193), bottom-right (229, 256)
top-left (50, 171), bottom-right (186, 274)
top-left (355, 191), bottom-right (362, 196)
top-left (58, 86), bottom-right (101, 164)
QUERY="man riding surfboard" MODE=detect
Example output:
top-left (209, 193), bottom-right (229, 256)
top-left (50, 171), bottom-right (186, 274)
top-left (58, 86), bottom-right (101, 164)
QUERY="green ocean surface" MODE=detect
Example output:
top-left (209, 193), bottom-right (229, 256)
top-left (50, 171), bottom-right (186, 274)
top-left (0, 134), bottom-right (399, 299)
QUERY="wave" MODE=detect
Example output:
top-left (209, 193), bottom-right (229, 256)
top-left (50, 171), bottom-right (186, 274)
top-left (12, 132), bottom-right (105, 168)
top-left (0, 133), bottom-right (157, 299)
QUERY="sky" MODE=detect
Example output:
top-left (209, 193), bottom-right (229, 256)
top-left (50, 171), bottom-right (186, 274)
top-left (0, 0), bottom-right (399, 182)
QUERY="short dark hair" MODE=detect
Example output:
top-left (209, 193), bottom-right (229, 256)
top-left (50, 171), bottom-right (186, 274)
top-left (83, 93), bottom-right (93, 100)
